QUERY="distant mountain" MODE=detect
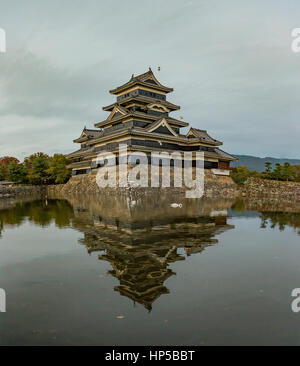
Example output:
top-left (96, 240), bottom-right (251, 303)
top-left (232, 155), bottom-right (300, 172)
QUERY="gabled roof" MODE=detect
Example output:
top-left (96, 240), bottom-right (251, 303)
top-left (67, 146), bottom-right (93, 158)
top-left (166, 117), bottom-right (189, 127)
top-left (103, 96), bottom-right (180, 112)
top-left (94, 110), bottom-right (188, 128)
top-left (109, 68), bottom-right (173, 95)
top-left (146, 103), bottom-right (170, 113)
top-left (186, 128), bottom-right (222, 146)
top-left (73, 128), bottom-right (103, 143)
top-left (215, 148), bottom-right (238, 161)
top-left (107, 104), bottom-right (129, 121)
top-left (145, 118), bottom-right (178, 136)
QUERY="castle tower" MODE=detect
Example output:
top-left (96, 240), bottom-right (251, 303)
top-left (67, 69), bottom-right (237, 175)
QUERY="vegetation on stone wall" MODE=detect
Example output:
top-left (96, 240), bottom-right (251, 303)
top-left (230, 166), bottom-right (261, 185)
top-left (0, 153), bottom-right (71, 185)
top-left (230, 162), bottom-right (300, 185)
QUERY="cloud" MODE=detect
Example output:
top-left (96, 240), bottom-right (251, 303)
top-left (0, 50), bottom-right (111, 121)
top-left (0, 114), bottom-right (75, 160)
top-left (0, 0), bottom-right (300, 159)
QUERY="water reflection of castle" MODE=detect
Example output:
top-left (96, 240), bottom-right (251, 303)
top-left (68, 195), bottom-right (235, 311)
top-left (1, 196), bottom-right (300, 310)
top-left (0, 194), bottom-right (235, 310)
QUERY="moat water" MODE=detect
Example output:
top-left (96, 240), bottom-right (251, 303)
top-left (0, 195), bottom-right (300, 345)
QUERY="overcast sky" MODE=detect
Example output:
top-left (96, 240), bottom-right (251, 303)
top-left (1, 0), bottom-right (300, 160)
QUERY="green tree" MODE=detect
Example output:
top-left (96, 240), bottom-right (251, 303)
top-left (265, 162), bottom-right (272, 173)
top-left (8, 162), bottom-right (28, 183)
top-left (28, 157), bottom-right (50, 185)
top-left (230, 166), bottom-right (251, 185)
top-left (46, 154), bottom-right (71, 184)
top-left (263, 162), bottom-right (273, 179)
top-left (291, 165), bottom-right (300, 182)
top-left (24, 152), bottom-right (50, 169)
top-left (0, 165), bottom-right (7, 181)
top-left (281, 162), bottom-right (293, 181)
top-left (269, 163), bottom-right (293, 181)
top-left (271, 163), bottom-right (283, 180)
top-left (230, 166), bottom-right (262, 185)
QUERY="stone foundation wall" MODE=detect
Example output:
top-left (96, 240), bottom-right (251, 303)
top-left (46, 169), bottom-right (239, 199)
top-left (241, 177), bottom-right (300, 202)
top-left (4, 176), bottom-right (300, 205)
top-left (0, 185), bottom-right (45, 199)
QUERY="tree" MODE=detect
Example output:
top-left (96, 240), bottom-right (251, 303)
top-left (0, 156), bottom-right (19, 181)
top-left (265, 162), bottom-right (272, 173)
top-left (230, 166), bottom-right (262, 185)
top-left (263, 162), bottom-right (273, 179)
top-left (8, 162), bottom-right (28, 183)
top-left (1, 152), bottom-right (72, 185)
top-left (269, 163), bottom-right (293, 181)
top-left (230, 166), bottom-right (251, 185)
top-left (271, 163), bottom-right (283, 180)
top-left (46, 154), bottom-right (71, 184)
top-left (292, 165), bottom-right (300, 182)
top-left (24, 152), bottom-right (50, 169)
top-left (282, 162), bottom-right (293, 181)
top-left (0, 165), bottom-right (7, 181)
top-left (0, 156), bottom-right (19, 167)
top-left (27, 157), bottom-right (50, 185)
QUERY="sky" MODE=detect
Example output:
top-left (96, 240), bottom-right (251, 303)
top-left (0, 0), bottom-right (300, 160)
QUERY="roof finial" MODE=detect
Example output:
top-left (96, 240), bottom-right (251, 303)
top-left (84, 125), bottom-right (87, 130)
top-left (158, 66), bottom-right (161, 72)
top-left (131, 74), bottom-right (134, 80)
top-left (149, 66), bottom-right (152, 72)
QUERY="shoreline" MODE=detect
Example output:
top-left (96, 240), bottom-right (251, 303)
top-left (1, 175), bottom-right (300, 207)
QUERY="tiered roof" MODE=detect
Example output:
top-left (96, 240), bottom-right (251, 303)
top-left (187, 128), bottom-right (222, 146)
top-left (73, 128), bottom-right (103, 143)
top-left (94, 107), bottom-right (188, 128)
top-left (109, 68), bottom-right (173, 95)
top-left (69, 69), bottom-right (238, 165)
top-left (103, 96), bottom-right (180, 112)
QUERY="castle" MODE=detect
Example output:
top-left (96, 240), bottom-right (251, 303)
top-left (67, 68), bottom-right (237, 176)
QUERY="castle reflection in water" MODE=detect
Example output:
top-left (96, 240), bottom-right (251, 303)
top-left (64, 194), bottom-right (235, 311)
top-left (2, 193), bottom-right (299, 311)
